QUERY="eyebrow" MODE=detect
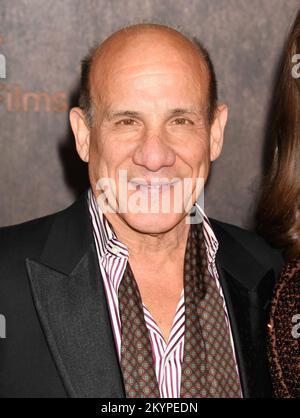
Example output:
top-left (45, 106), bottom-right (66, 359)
top-left (104, 108), bottom-right (200, 120)
top-left (169, 108), bottom-right (199, 116)
top-left (105, 110), bottom-right (141, 120)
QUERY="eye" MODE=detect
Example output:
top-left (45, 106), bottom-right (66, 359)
top-left (173, 118), bottom-right (193, 125)
top-left (116, 119), bottom-right (137, 126)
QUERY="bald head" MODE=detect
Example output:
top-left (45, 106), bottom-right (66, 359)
top-left (79, 23), bottom-right (217, 126)
top-left (70, 23), bottom-right (227, 236)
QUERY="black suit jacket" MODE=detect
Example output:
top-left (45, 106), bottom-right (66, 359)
top-left (0, 190), bottom-right (283, 398)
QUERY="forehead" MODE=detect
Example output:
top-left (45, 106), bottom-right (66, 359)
top-left (90, 30), bottom-right (209, 107)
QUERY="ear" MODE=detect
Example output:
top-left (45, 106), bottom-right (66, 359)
top-left (209, 104), bottom-right (228, 161)
top-left (69, 107), bottom-right (90, 163)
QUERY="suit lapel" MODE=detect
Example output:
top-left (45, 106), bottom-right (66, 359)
top-left (26, 192), bottom-right (125, 398)
top-left (25, 191), bottom-right (276, 398)
top-left (211, 220), bottom-right (275, 398)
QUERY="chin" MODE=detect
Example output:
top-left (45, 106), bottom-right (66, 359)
top-left (119, 211), bottom-right (187, 234)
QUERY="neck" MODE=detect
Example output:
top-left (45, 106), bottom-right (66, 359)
top-left (104, 213), bottom-right (190, 263)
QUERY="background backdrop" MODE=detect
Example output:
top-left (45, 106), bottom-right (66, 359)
top-left (0, 0), bottom-right (299, 228)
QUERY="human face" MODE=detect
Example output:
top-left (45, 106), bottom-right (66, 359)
top-left (71, 33), bottom-right (226, 234)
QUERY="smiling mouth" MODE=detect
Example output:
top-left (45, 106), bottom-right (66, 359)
top-left (129, 180), bottom-right (180, 190)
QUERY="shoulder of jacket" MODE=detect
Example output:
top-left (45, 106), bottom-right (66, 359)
top-left (209, 218), bottom-right (284, 274)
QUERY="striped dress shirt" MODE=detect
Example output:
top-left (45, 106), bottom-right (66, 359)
top-left (87, 188), bottom-right (242, 398)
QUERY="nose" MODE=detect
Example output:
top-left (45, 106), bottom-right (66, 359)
top-left (132, 129), bottom-right (176, 172)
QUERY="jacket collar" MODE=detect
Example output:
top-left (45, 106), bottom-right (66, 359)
top-left (38, 190), bottom-right (94, 275)
top-left (26, 190), bottom-right (126, 397)
top-left (26, 191), bottom-right (275, 398)
top-left (210, 219), bottom-right (275, 398)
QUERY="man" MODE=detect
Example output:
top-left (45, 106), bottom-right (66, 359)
top-left (0, 23), bottom-right (282, 398)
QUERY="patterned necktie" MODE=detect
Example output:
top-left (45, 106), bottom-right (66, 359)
top-left (118, 222), bottom-right (242, 398)
top-left (180, 222), bottom-right (242, 397)
top-left (118, 262), bottom-right (160, 397)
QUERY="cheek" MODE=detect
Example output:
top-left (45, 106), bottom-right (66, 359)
top-left (89, 131), bottom-right (133, 179)
top-left (177, 136), bottom-right (211, 174)
top-left (197, 159), bottom-right (210, 179)
top-left (198, 142), bottom-right (211, 172)
top-left (88, 133), bottom-right (109, 181)
top-left (90, 128), bottom-right (113, 163)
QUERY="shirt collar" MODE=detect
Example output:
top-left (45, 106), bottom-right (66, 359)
top-left (87, 188), bottom-right (128, 259)
top-left (87, 187), bottom-right (219, 263)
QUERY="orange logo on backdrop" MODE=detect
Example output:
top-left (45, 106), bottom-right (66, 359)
top-left (0, 84), bottom-right (68, 112)
top-left (0, 35), bottom-right (68, 113)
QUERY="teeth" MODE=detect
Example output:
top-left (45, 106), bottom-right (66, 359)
top-left (131, 183), bottom-right (177, 190)
top-left (141, 185), bottom-right (163, 189)
top-left (129, 181), bottom-right (179, 187)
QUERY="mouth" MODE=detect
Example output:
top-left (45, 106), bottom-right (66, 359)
top-left (129, 179), bottom-right (180, 191)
